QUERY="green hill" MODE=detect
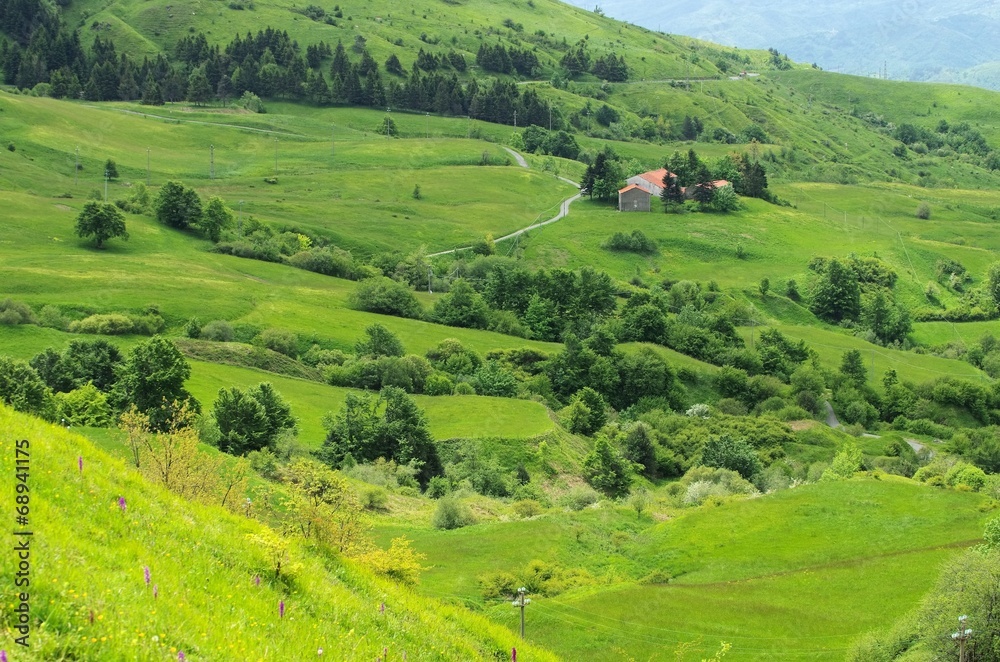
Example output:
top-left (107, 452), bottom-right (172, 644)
top-left (0, 404), bottom-right (558, 660)
top-left (373, 477), bottom-right (987, 661)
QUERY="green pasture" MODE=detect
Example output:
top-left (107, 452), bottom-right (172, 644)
top-left (911, 320), bottom-right (1000, 348)
top-left (521, 548), bottom-right (951, 661)
top-left (376, 478), bottom-right (984, 661)
top-left (773, 69), bottom-right (1000, 146)
top-left (742, 322), bottom-right (985, 383)
top-left (0, 93), bottom-right (575, 255)
top-left (186, 359), bottom-right (556, 445)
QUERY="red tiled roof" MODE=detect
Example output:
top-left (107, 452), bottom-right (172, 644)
top-left (618, 184), bottom-right (649, 194)
top-left (637, 168), bottom-right (670, 187)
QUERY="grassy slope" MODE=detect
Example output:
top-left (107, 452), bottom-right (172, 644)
top-left (376, 478), bottom-right (986, 661)
top-left (0, 93), bottom-right (575, 256)
top-left (63, 0), bottom-right (744, 81)
top-left (0, 405), bottom-right (559, 661)
top-left (185, 359), bottom-right (556, 445)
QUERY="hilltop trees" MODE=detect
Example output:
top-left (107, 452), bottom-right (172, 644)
top-left (75, 201), bottom-right (128, 249)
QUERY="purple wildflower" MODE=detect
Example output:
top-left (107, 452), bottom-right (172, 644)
top-left (253, 574), bottom-right (261, 587)
top-left (279, 600), bottom-right (285, 618)
top-left (78, 456), bottom-right (83, 473)
top-left (383, 647), bottom-right (388, 660)
top-left (379, 601), bottom-right (385, 615)
top-left (118, 496), bottom-right (127, 512)
top-left (1, 649), bottom-right (7, 662)
top-left (178, 653), bottom-right (186, 661)
top-left (512, 647), bottom-right (517, 662)
top-left (153, 584), bottom-right (159, 599)
top-left (143, 566), bottom-right (151, 586)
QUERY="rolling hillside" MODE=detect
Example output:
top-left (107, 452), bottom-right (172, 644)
top-left (4, 0), bottom-right (1000, 660)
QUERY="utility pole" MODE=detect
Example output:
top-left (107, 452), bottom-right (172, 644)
top-left (332, 125), bottom-right (335, 156)
top-left (953, 615), bottom-right (972, 662)
top-left (427, 266), bottom-right (433, 294)
top-left (514, 110), bottom-right (517, 129)
top-left (467, 115), bottom-right (471, 139)
top-left (274, 137), bottom-right (278, 175)
top-left (146, 147), bottom-right (150, 186)
top-left (425, 112), bottom-right (430, 138)
top-left (511, 587), bottom-right (530, 640)
top-left (75, 146), bottom-right (79, 187)
top-left (104, 167), bottom-right (109, 202)
top-left (549, 105), bottom-right (552, 131)
top-left (210, 144), bottom-right (215, 179)
top-left (238, 200), bottom-right (244, 237)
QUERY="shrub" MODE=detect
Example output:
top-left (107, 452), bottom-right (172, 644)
top-left (454, 382), bottom-right (476, 395)
top-left (201, 320), bottom-right (235, 342)
top-left (288, 246), bottom-right (355, 279)
top-left (362, 486), bottom-right (389, 511)
top-left (424, 373), bottom-right (455, 396)
top-left (0, 356), bottom-right (54, 419)
top-left (700, 434), bottom-right (762, 479)
top-left (822, 442), bottom-right (863, 480)
top-left (55, 383), bottom-right (112, 427)
top-left (915, 202), bottom-right (931, 219)
top-left (255, 328), bottom-right (298, 357)
top-left (349, 276), bottom-right (422, 318)
top-left (37, 305), bottom-right (67, 330)
top-left (0, 299), bottom-right (37, 325)
top-left (426, 475), bottom-right (450, 498)
top-left (247, 448), bottom-right (280, 479)
top-left (68, 314), bottom-right (134, 335)
top-left (945, 462), bottom-right (987, 492)
top-left (558, 485), bottom-right (599, 511)
top-left (512, 499), bottom-right (542, 518)
top-left (602, 230), bottom-right (657, 254)
top-left (683, 480), bottom-right (730, 506)
top-left (432, 497), bottom-right (474, 530)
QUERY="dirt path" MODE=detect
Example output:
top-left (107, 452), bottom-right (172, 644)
top-left (823, 401), bottom-right (841, 428)
top-left (427, 190), bottom-right (582, 257)
top-left (428, 147), bottom-right (582, 257)
top-left (87, 106), bottom-right (302, 136)
top-left (502, 146), bottom-right (528, 168)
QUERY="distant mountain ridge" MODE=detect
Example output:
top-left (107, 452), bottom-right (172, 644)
top-left (563, 0), bottom-right (1000, 89)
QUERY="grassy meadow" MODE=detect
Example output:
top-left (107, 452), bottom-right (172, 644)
top-left (373, 478), bottom-right (987, 661)
top-left (0, 405), bottom-right (558, 661)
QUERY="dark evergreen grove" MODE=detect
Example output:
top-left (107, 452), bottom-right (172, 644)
top-left (0, 9), bottom-right (565, 127)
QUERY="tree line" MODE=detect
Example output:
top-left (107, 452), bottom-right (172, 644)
top-left (0, 19), bottom-right (566, 128)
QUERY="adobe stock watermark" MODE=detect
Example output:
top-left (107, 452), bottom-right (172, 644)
top-left (11, 438), bottom-right (33, 647)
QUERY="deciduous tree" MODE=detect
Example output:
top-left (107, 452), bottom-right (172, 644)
top-left (75, 201), bottom-right (128, 248)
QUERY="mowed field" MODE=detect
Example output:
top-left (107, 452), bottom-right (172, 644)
top-left (0, 93), bottom-right (576, 255)
top-left (374, 478), bottom-right (987, 661)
